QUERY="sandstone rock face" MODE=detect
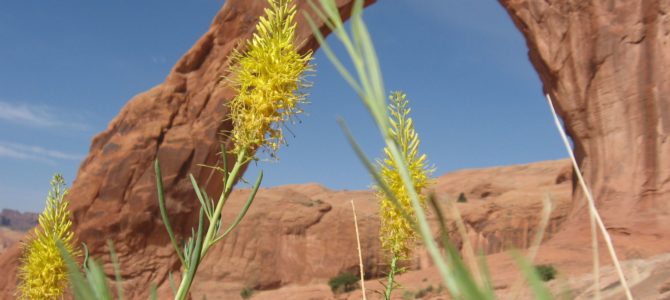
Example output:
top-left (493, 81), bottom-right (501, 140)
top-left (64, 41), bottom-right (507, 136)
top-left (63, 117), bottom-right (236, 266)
top-left (0, 1), bottom-right (374, 298)
top-left (188, 160), bottom-right (573, 299)
top-left (499, 0), bottom-right (670, 253)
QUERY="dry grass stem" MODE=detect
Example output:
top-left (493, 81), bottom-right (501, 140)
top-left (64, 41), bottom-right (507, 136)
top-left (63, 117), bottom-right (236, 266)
top-left (546, 94), bottom-right (632, 300)
top-left (350, 200), bottom-right (367, 300)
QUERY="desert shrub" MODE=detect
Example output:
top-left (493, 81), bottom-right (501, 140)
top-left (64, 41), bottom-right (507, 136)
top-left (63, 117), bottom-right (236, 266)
top-left (240, 287), bottom-right (253, 299)
top-left (535, 264), bottom-right (557, 282)
top-left (328, 272), bottom-right (359, 294)
top-left (457, 192), bottom-right (468, 203)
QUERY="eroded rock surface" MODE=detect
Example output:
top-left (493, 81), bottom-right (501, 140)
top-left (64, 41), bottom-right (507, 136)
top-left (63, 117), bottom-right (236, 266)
top-left (0, 1), bottom-right (374, 298)
top-left (499, 0), bottom-right (670, 256)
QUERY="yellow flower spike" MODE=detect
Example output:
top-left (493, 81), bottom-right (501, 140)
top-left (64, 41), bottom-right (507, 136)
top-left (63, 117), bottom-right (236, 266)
top-left (227, 0), bottom-right (313, 159)
top-left (377, 91), bottom-right (434, 261)
top-left (18, 174), bottom-right (78, 300)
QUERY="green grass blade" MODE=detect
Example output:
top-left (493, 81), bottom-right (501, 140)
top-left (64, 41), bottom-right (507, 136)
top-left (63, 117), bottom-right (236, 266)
top-left (149, 283), bottom-right (158, 300)
top-left (182, 207), bottom-right (207, 297)
top-left (303, 12), bottom-right (363, 96)
top-left (190, 174), bottom-right (212, 220)
top-left (107, 240), bottom-right (124, 300)
top-left (57, 241), bottom-right (97, 300)
top-left (154, 159), bottom-right (187, 268)
top-left (169, 271), bottom-right (177, 296)
top-left (86, 259), bottom-right (113, 300)
top-left (337, 117), bottom-right (415, 227)
top-left (512, 251), bottom-right (553, 300)
top-left (212, 170), bottom-right (263, 244)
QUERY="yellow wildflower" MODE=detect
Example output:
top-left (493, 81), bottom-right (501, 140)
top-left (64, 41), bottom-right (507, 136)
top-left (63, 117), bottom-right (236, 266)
top-left (18, 174), bottom-right (78, 300)
top-left (377, 91), bottom-right (433, 260)
top-left (227, 0), bottom-right (313, 158)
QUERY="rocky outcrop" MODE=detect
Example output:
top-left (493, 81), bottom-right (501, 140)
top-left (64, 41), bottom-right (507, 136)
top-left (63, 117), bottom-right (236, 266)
top-left (185, 160), bottom-right (573, 299)
top-left (499, 0), bottom-right (670, 254)
top-left (0, 1), bottom-right (374, 299)
top-left (0, 209), bottom-right (37, 232)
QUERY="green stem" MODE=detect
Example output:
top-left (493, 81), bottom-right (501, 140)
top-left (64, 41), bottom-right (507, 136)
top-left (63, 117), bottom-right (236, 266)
top-left (173, 149), bottom-right (248, 300)
top-left (384, 256), bottom-right (398, 300)
top-left (202, 148), bottom-right (247, 256)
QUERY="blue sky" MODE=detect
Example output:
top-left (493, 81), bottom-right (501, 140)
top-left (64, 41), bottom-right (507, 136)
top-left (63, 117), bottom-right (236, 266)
top-left (0, 0), bottom-right (565, 212)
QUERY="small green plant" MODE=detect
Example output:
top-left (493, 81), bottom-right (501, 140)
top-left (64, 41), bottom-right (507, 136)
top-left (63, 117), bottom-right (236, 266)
top-left (457, 192), bottom-right (468, 203)
top-left (328, 272), bottom-right (359, 294)
top-left (240, 287), bottom-right (253, 299)
top-left (535, 264), bottom-right (557, 282)
top-left (155, 0), bottom-right (313, 299)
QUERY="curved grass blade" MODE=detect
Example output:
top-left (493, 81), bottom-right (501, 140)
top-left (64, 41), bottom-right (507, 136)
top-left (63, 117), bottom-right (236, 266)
top-left (190, 174), bottom-right (212, 220)
top-left (58, 240), bottom-right (97, 300)
top-left (86, 258), bottom-right (113, 300)
top-left (212, 170), bottom-right (263, 244)
top-left (336, 117), bottom-right (415, 227)
top-left (107, 240), bottom-right (124, 300)
top-left (154, 159), bottom-right (187, 268)
top-left (512, 251), bottom-right (553, 300)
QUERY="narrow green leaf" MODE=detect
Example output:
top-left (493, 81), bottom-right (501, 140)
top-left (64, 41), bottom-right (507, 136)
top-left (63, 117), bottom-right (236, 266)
top-left (512, 251), bottom-right (553, 300)
top-left (86, 259), bottom-right (113, 300)
top-left (154, 159), bottom-right (187, 268)
top-left (212, 170), bottom-right (263, 244)
top-left (107, 240), bottom-right (124, 300)
top-left (190, 174), bottom-right (212, 220)
top-left (182, 207), bottom-right (207, 297)
top-left (58, 241), bottom-right (97, 300)
top-left (336, 117), bottom-right (415, 227)
top-left (147, 283), bottom-right (157, 300)
top-left (303, 12), bottom-right (363, 96)
top-left (169, 271), bottom-right (177, 296)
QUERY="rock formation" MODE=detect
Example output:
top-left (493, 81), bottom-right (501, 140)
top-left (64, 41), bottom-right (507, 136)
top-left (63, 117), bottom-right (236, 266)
top-left (499, 0), bottom-right (670, 255)
top-left (0, 209), bottom-right (38, 232)
top-left (1, 0), bottom-right (668, 298)
top-left (0, 0), bottom-right (374, 298)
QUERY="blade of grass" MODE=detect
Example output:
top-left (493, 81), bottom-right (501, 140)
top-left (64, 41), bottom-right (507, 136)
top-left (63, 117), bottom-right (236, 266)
top-left (546, 94), bottom-right (632, 300)
top-left (149, 283), bottom-right (158, 300)
top-left (86, 258), bottom-right (113, 300)
top-left (350, 199), bottom-right (367, 300)
top-left (511, 195), bottom-right (554, 300)
top-left (211, 170), bottom-right (263, 244)
top-left (190, 174), bottom-right (213, 220)
top-left (154, 159), bottom-right (187, 268)
top-left (511, 251), bottom-right (553, 300)
top-left (58, 241), bottom-right (97, 300)
top-left (107, 240), bottom-right (124, 300)
top-left (337, 118), bottom-right (415, 226)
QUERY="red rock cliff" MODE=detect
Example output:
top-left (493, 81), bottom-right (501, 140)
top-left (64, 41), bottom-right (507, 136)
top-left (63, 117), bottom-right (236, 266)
top-left (0, 1), bottom-right (374, 298)
top-left (499, 0), bottom-right (670, 254)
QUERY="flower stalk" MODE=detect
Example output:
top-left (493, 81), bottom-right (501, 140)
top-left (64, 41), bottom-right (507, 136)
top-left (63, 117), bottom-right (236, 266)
top-left (376, 91), bottom-right (433, 299)
top-left (156, 0), bottom-right (312, 299)
top-left (18, 174), bottom-right (78, 300)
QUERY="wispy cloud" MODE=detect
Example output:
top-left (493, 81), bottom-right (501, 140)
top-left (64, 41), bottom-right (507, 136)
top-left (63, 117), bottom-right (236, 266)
top-left (0, 141), bottom-right (83, 164)
top-left (0, 101), bottom-right (89, 130)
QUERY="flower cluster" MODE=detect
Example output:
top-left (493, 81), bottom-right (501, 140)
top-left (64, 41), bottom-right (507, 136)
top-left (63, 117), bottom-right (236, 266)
top-left (377, 91), bottom-right (433, 260)
top-left (227, 0), bottom-right (313, 158)
top-left (18, 174), bottom-right (78, 300)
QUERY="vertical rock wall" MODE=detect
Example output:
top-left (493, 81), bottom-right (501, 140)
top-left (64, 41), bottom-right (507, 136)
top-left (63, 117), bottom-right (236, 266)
top-left (499, 0), bottom-right (670, 249)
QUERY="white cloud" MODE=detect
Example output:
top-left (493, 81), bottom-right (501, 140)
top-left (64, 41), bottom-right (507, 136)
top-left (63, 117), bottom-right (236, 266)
top-left (0, 141), bottom-right (83, 164)
top-left (0, 101), bottom-right (89, 130)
